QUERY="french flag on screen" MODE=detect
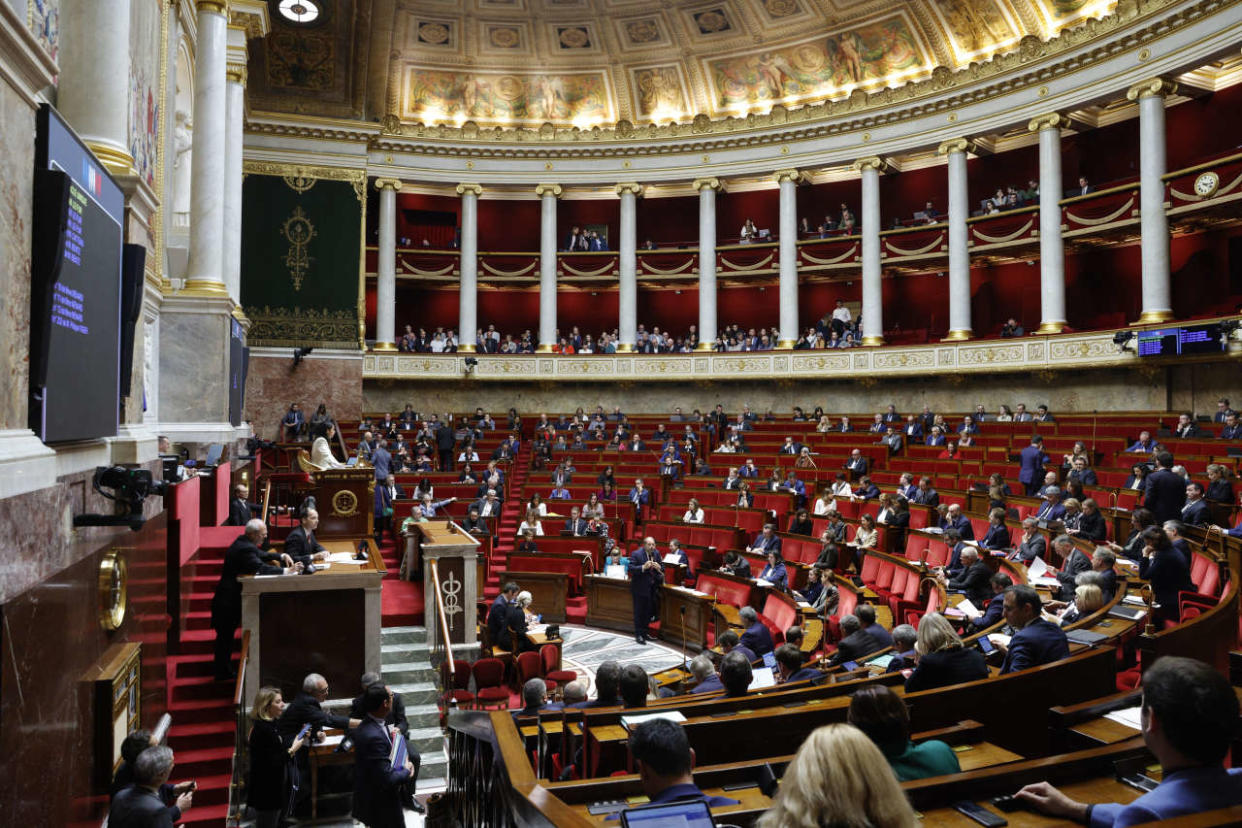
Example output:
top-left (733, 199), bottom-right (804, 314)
top-left (82, 159), bottom-right (102, 196)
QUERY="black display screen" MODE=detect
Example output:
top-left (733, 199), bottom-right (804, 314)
top-left (30, 105), bottom-right (123, 443)
top-left (1136, 324), bottom-right (1227, 358)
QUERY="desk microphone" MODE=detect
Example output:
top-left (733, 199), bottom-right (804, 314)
top-left (680, 605), bottom-right (688, 672)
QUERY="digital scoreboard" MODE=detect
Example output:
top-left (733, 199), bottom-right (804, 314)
top-left (1135, 323), bottom-right (1228, 358)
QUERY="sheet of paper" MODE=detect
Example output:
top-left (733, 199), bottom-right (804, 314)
top-left (988, 633), bottom-right (1012, 648)
top-left (328, 552), bottom-right (366, 564)
top-left (1123, 595), bottom-right (1148, 606)
top-left (604, 565), bottom-right (628, 580)
top-left (1027, 557), bottom-right (1050, 578)
top-left (748, 667), bottom-right (777, 690)
top-left (954, 599), bottom-right (980, 618)
top-left (621, 711), bottom-right (687, 730)
top-left (754, 578), bottom-right (773, 588)
top-left (320, 732), bottom-right (346, 747)
top-left (1104, 706), bottom-right (1143, 730)
top-left (662, 553), bottom-right (683, 565)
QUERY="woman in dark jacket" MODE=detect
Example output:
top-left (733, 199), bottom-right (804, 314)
top-left (248, 686), bottom-right (307, 828)
top-left (904, 614), bottom-right (988, 693)
top-left (1138, 526), bottom-right (1196, 626)
top-left (1108, 508), bottom-right (1157, 562)
top-left (979, 507), bottom-right (1011, 551)
top-left (1072, 498), bottom-right (1108, 543)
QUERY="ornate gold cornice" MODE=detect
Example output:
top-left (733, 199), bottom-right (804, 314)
top-left (242, 160), bottom-right (366, 201)
top-left (615, 182), bottom-right (644, 196)
top-left (456, 183), bottom-right (483, 197)
top-left (534, 183), bottom-right (563, 198)
top-left (852, 157), bottom-right (886, 173)
top-left (692, 178), bottom-right (724, 192)
top-left (1126, 77), bottom-right (1179, 101)
top-left (196, 0), bottom-right (227, 15)
top-left (226, 63), bottom-right (246, 85)
top-left (374, 178), bottom-right (403, 192)
top-left (229, 5), bottom-right (268, 39)
top-left (1028, 112), bottom-right (1072, 133)
top-left (936, 138), bottom-right (973, 156)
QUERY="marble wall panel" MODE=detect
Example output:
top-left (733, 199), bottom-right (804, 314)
top-left (244, 353), bottom-right (363, 440)
top-left (0, 80), bottom-right (34, 431)
top-left (158, 309), bottom-right (231, 424)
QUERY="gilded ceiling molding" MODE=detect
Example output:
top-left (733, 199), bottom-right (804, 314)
top-left (534, 183), bottom-right (563, 197)
top-left (852, 157), bottom-right (887, 173)
top-left (615, 182), bottom-right (644, 196)
top-left (241, 160), bottom-right (367, 201)
top-left (1125, 76), bottom-right (1180, 99)
top-left (773, 168), bottom-right (807, 184)
top-left (1027, 112), bottom-right (1073, 132)
top-left (196, 0), bottom-right (228, 15)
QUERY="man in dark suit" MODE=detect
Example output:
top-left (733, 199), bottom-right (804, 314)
top-left (626, 719), bottom-right (740, 808)
top-left (629, 537), bottom-right (664, 644)
top-left (108, 745), bottom-right (186, 828)
top-left (280, 673), bottom-right (362, 815)
top-left (845, 449), bottom-right (869, 477)
top-left (435, 420), bottom-right (455, 470)
top-left (370, 438), bottom-right (392, 482)
top-left (225, 484), bottom-right (259, 526)
top-left (563, 506), bottom-right (589, 536)
top-left (688, 655), bottom-right (724, 694)
top-left (738, 606), bottom-right (774, 657)
top-left (211, 520), bottom-right (290, 680)
top-left (969, 573), bottom-right (1013, 631)
top-left (1220, 411), bottom-right (1241, 440)
top-left (284, 508), bottom-right (330, 569)
top-left (282, 403), bottom-right (305, 442)
top-left (1180, 482), bottom-right (1211, 527)
top-left (1035, 488), bottom-right (1067, 522)
top-left (1018, 436), bottom-right (1049, 497)
top-left (903, 416), bottom-right (923, 440)
top-left (373, 474), bottom-right (403, 543)
top-left (997, 585), bottom-right (1069, 674)
top-left (350, 672), bottom-right (409, 737)
top-left (775, 643), bottom-right (822, 684)
top-left (487, 582), bottom-right (519, 647)
top-left (856, 603), bottom-right (894, 649)
top-left (351, 685), bottom-right (416, 827)
top-left (941, 504), bottom-right (975, 540)
top-left (854, 477), bottom-right (881, 500)
top-left (1052, 535), bottom-right (1092, 601)
top-left (1144, 452), bottom-right (1187, 524)
top-left (461, 506), bottom-right (489, 536)
top-left (828, 615), bottom-right (883, 666)
top-left (1066, 457), bottom-right (1098, 487)
top-left (913, 476), bottom-right (939, 506)
top-left (746, 524), bottom-right (783, 556)
top-left (940, 547), bottom-right (993, 606)
top-left (1014, 517), bottom-right (1046, 563)
top-left (1173, 412), bottom-right (1202, 440)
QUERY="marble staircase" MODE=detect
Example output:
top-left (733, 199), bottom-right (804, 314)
top-left (379, 625), bottom-right (449, 793)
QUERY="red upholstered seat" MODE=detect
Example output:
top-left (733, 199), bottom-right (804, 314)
top-left (516, 651), bottom-right (543, 687)
top-left (1189, 554), bottom-right (1220, 597)
top-left (473, 658), bottom-right (511, 709)
top-left (541, 644), bottom-right (577, 688)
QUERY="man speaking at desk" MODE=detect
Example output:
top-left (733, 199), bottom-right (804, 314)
top-left (211, 520), bottom-right (297, 681)
top-left (284, 508), bottom-right (331, 569)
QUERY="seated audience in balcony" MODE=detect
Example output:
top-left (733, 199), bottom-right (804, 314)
top-left (920, 201), bottom-right (939, 224)
top-left (995, 585), bottom-right (1069, 673)
top-left (904, 613), bottom-right (988, 693)
top-left (1073, 175), bottom-right (1093, 196)
top-left (848, 685), bottom-right (960, 782)
top-left (739, 218), bottom-right (758, 243)
top-left (1017, 656), bottom-right (1242, 825)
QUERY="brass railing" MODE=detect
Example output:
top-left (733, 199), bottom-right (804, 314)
top-left (429, 558), bottom-right (457, 719)
top-left (227, 630), bottom-right (252, 827)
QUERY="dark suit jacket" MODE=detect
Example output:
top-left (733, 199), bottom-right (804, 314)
top-left (1056, 548), bottom-right (1093, 600)
top-left (284, 526), bottom-right (325, 566)
top-left (981, 524), bottom-right (1010, 550)
top-left (1140, 548), bottom-right (1195, 616)
top-left (487, 595), bottom-right (509, 645)
top-left (1076, 510), bottom-right (1108, 542)
top-left (564, 518), bottom-right (589, 536)
top-left (1018, 445), bottom-right (1049, 484)
top-left (970, 593), bottom-right (1006, 631)
top-left (628, 548), bottom-right (665, 600)
top-left (226, 496), bottom-right (257, 526)
top-left (786, 666), bottom-right (824, 684)
top-left (278, 692), bottom-right (352, 743)
top-left (740, 621), bottom-right (774, 656)
top-left (1144, 469), bottom-right (1187, 524)
top-left (351, 716), bottom-right (412, 828)
top-left (948, 561), bottom-right (993, 606)
top-left (913, 487), bottom-right (940, 506)
top-left (690, 675), bottom-right (724, 694)
top-left (1181, 499), bottom-right (1210, 527)
top-left (904, 647), bottom-right (989, 692)
top-left (846, 457), bottom-right (869, 475)
top-left (944, 515), bottom-right (974, 541)
top-left (247, 718), bottom-right (293, 811)
top-left (1000, 619), bottom-right (1069, 674)
top-left (829, 629), bottom-right (883, 665)
top-left (1016, 533), bottom-right (1046, 564)
top-left (351, 691), bottom-right (411, 738)
top-left (108, 785), bottom-right (174, 828)
top-left (211, 536), bottom-right (282, 629)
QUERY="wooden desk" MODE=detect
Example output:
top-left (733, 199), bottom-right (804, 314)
top-left (917, 776), bottom-right (1142, 826)
top-left (241, 540), bottom-right (385, 697)
top-left (308, 729), bottom-right (353, 820)
top-left (414, 521), bottom-right (481, 654)
top-left (952, 741), bottom-right (1024, 772)
top-left (658, 585), bottom-right (713, 652)
top-left (499, 570), bottom-right (568, 623)
top-left (526, 632), bottom-right (563, 668)
top-left (585, 575), bottom-right (635, 635)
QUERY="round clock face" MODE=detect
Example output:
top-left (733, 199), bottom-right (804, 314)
top-left (1194, 172), bottom-right (1219, 198)
top-left (98, 551), bottom-right (128, 631)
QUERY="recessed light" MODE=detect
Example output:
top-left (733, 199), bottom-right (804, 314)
top-left (279, 0), bottom-right (320, 23)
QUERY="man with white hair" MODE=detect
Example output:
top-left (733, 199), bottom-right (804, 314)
top-left (109, 745), bottom-right (186, 826)
top-left (211, 519), bottom-right (297, 680)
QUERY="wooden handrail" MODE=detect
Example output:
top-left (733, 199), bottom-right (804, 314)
top-left (232, 630), bottom-right (250, 708)
top-left (429, 559), bottom-right (456, 681)
top-left (260, 478), bottom-right (271, 525)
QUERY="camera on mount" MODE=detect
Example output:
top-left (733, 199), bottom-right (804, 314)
top-left (74, 465), bottom-right (169, 531)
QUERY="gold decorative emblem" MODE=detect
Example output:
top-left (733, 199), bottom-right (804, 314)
top-left (488, 26), bottom-right (519, 48)
top-left (282, 174), bottom-right (317, 193)
top-left (764, 0), bottom-right (799, 18)
top-left (558, 27), bottom-right (590, 49)
top-left (281, 207), bottom-right (317, 291)
top-left (332, 489), bottom-right (359, 517)
top-left (418, 22), bottom-right (449, 45)
top-left (441, 570), bottom-right (463, 631)
top-left (1193, 171), bottom-right (1219, 198)
top-left (626, 19), bottom-right (660, 44)
top-left (98, 551), bottom-right (128, 631)
top-left (694, 10), bottom-right (730, 34)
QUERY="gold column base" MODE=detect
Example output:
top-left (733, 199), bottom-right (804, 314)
top-left (536, 343), bottom-right (555, 353)
top-left (614, 343), bottom-right (636, 353)
top-left (861, 336), bottom-right (885, 347)
top-left (694, 341), bottom-right (716, 351)
top-left (1036, 321), bottom-right (1066, 335)
top-left (776, 339), bottom-right (797, 349)
top-left (372, 342), bottom-right (398, 352)
top-left (84, 141), bottom-right (136, 178)
top-left (457, 344), bottom-right (477, 353)
top-left (179, 279), bottom-right (230, 298)
top-left (1135, 309), bottom-right (1174, 325)
top-left (942, 328), bottom-right (973, 342)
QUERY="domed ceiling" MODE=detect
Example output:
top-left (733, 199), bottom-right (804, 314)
top-left (249, 0), bottom-right (1117, 127)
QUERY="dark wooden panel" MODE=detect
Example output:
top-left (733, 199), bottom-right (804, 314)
top-left (260, 589), bottom-right (365, 700)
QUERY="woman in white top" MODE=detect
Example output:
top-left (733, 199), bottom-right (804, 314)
top-left (828, 474), bottom-right (853, 499)
top-left (740, 218), bottom-right (757, 243)
top-left (875, 494), bottom-right (895, 525)
top-left (816, 415), bottom-right (833, 433)
top-left (582, 492), bottom-right (605, 520)
top-left (853, 514), bottom-right (878, 549)
top-left (813, 489), bottom-right (835, 516)
top-left (526, 492), bottom-right (548, 517)
top-left (517, 509), bottom-right (544, 537)
top-left (457, 447), bottom-right (479, 463)
top-left (682, 498), bottom-right (705, 524)
top-left (309, 423), bottom-right (346, 470)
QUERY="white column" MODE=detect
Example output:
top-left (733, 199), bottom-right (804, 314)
top-left (1128, 78), bottom-right (1176, 324)
top-left (456, 183), bottom-right (482, 352)
top-left (854, 158), bottom-right (885, 346)
top-left (222, 53), bottom-right (246, 309)
top-left (938, 139), bottom-right (973, 340)
top-left (374, 179), bottom-right (402, 351)
top-left (616, 183), bottom-right (643, 352)
top-left (774, 169), bottom-right (802, 347)
top-left (693, 178), bottom-right (723, 350)
top-left (184, 0), bottom-right (230, 295)
top-left (1028, 114), bottom-right (1069, 334)
top-left (535, 183), bottom-right (561, 352)
top-left (57, 0), bottom-right (133, 175)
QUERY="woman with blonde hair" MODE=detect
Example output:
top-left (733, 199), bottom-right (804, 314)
top-left (757, 723), bottom-right (917, 828)
top-left (904, 613), bottom-right (988, 693)
top-left (248, 686), bottom-right (307, 827)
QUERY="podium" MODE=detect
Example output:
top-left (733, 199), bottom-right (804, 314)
top-left (308, 468), bottom-right (375, 538)
top-left (415, 521), bottom-right (481, 658)
top-left (241, 540), bottom-right (386, 699)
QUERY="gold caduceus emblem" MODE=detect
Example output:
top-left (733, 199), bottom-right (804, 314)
top-left (332, 489), bottom-right (358, 517)
top-left (441, 570), bottom-right (463, 631)
top-left (281, 206), bottom-right (316, 291)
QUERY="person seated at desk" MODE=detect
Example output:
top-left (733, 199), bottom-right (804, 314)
top-left (799, 564), bottom-right (827, 605)
top-left (856, 603), bottom-right (894, 649)
top-left (619, 664), bottom-right (650, 709)
top-left (827, 614), bottom-right (883, 666)
top-left (111, 731), bottom-right (195, 820)
top-left (738, 606), bottom-right (775, 656)
top-left (717, 630), bottom-right (756, 664)
top-left (775, 642), bottom-right (822, 684)
top-left (687, 655), bottom-right (723, 694)
top-left (573, 661), bottom-right (621, 708)
top-left (1044, 583), bottom-right (1105, 627)
top-left (1013, 516), bottom-right (1046, 563)
top-left (978, 507), bottom-right (1011, 551)
top-left (937, 545), bottom-right (991, 606)
top-left (853, 513), bottom-right (879, 551)
top-left (461, 506), bottom-right (489, 536)
top-left (498, 591), bottom-right (537, 653)
top-left (309, 422), bottom-right (347, 470)
top-left (516, 509), bottom-right (544, 538)
top-left (746, 523), bottom-right (783, 556)
top-left (848, 685), bottom-right (961, 781)
top-left (756, 550), bottom-right (788, 591)
top-left (681, 498), bottom-right (705, 524)
top-left (720, 650), bottom-right (754, 697)
top-left (562, 506), bottom-right (588, 536)
top-left (735, 481), bottom-right (755, 508)
top-left (226, 484), bottom-right (261, 527)
top-left (666, 538), bottom-right (693, 578)
top-left (417, 492), bottom-right (457, 520)
top-left (854, 476), bottom-right (881, 500)
top-left (962, 573), bottom-right (1012, 633)
top-left (1016, 656), bottom-right (1242, 826)
top-left (516, 529), bottom-right (540, 555)
top-left (1138, 525), bottom-right (1195, 626)
top-left (886, 624), bottom-right (918, 673)
top-left (514, 678), bottom-right (563, 720)
top-left (561, 680), bottom-right (588, 708)
top-left (941, 503), bottom-right (974, 540)
top-left (756, 724), bottom-right (918, 828)
top-left (721, 550), bottom-right (751, 579)
top-left (624, 719), bottom-right (740, 812)
top-left (995, 585), bottom-right (1070, 674)
top-left (904, 613), bottom-right (989, 692)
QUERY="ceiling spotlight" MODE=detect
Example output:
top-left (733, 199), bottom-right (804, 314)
top-left (279, 0), bottom-right (320, 23)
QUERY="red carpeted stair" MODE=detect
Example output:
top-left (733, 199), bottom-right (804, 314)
top-left (483, 444), bottom-right (531, 601)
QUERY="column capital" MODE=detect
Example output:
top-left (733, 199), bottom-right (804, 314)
top-left (225, 63), bottom-right (247, 84)
top-left (1027, 112), bottom-right (1071, 133)
top-left (229, 1), bottom-right (271, 39)
top-left (1126, 77), bottom-right (1178, 101)
top-left (773, 168), bottom-right (807, 185)
top-left (615, 182), bottom-right (644, 196)
top-left (535, 183), bottom-right (563, 198)
top-left (692, 177), bottom-right (725, 192)
top-left (375, 178), bottom-right (403, 192)
top-left (851, 156), bottom-right (886, 173)
top-left (456, 182), bottom-right (483, 197)
top-left (196, 0), bottom-right (229, 15)
top-left (935, 138), bottom-right (973, 156)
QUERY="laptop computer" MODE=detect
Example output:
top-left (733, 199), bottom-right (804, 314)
top-left (620, 799), bottom-right (715, 828)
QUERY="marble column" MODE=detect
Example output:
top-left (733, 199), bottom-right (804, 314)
top-left (374, 179), bottom-right (402, 351)
top-left (1127, 78), bottom-right (1177, 324)
top-left (1028, 114), bottom-right (1069, 334)
top-left (774, 169), bottom-right (802, 348)
top-left (938, 138), bottom-right (973, 340)
top-left (183, 0), bottom-right (230, 296)
top-left (223, 46), bottom-right (246, 311)
top-left (57, 0), bottom-right (134, 175)
top-left (693, 178), bottom-right (723, 350)
top-left (535, 183), bottom-right (562, 352)
top-left (853, 157), bottom-right (885, 346)
top-left (456, 183), bottom-right (482, 353)
top-left (616, 182), bottom-right (643, 352)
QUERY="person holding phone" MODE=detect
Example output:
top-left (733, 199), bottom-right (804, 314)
top-left (248, 686), bottom-right (307, 828)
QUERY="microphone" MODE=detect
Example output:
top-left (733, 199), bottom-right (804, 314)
top-left (679, 605), bottom-right (688, 672)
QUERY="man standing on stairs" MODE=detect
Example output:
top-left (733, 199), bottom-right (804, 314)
top-left (436, 417), bottom-right (456, 470)
top-left (352, 684), bottom-right (417, 827)
top-left (629, 537), bottom-right (664, 645)
top-left (211, 520), bottom-right (297, 681)
top-left (350, 673), bottom-right (423, 814)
